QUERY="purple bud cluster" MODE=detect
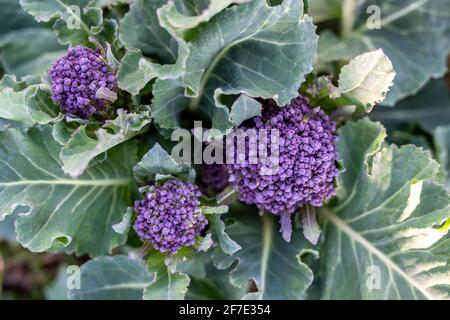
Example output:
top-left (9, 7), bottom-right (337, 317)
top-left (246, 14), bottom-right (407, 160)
top-left (134, 180), bottom-right (208, 254)
top-left (227, 96), bottom-right (338, 215)
top-left (48, 46), bottom-right (117, 119)
top-left (199, 164), bottom-right (229, 194)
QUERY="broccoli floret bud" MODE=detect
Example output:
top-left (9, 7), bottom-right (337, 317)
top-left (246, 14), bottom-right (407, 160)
top-left (226, 96), bottom-right (338, 239)
top-left (134, 180), bottom-right (208, 254)
top-left (48, 46), bottom-right (117, 119)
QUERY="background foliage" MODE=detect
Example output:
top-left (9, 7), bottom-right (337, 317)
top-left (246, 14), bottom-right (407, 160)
top-left (0, 0), bottom-right (449, 300)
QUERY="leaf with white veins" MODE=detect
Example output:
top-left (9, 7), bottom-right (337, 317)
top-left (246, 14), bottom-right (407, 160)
top-left (153, 0), bottom-right (318, 135)
top-left (0, 126), bottom-right (137, 256)
top-left (69, 255), bottom-right (153, 300)
top-left (334, 49), bottom-right (395, 112)
top-left (212, 212), bottom-right (315, 300)
top-left (61, 108), bottom-right (151, 177)
top-left (321, 118), bottom-right (450, 300)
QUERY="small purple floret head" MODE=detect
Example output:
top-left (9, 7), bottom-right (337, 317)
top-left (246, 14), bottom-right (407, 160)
top-left (48, 46), bottom-right (117, 119)
top-left (133, 180), bottom-right (208, 254)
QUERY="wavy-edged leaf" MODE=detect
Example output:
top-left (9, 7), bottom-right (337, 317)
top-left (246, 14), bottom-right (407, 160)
top-left (371, 80), bottom-right (450, 134)
top-left (133, 142), bottom-right (195, 184)
top-left (0, 126), bottom-right (137, 256)
top-left (212, 213), bottom-right (315, 300)
top-left (69, 255), bottom-right (153, 300)
top-left (45, 266), bottom-right (69, 300)
top-left (60, 108), bottom-right (151, 177)
top-left (0, 28), bottom-right (64, 77)
top-left (154, 0), bottom-right (318, 135)
top-left (334, 49), bottom-right (395, 112)
top-left (308, 0), bottom-right (341, 23)
top-left (151, 79), bottom-right (190, 131)
top-left (0, 0), bottom-right (39, 38)
top-left (118, 0), bottom-right (189, 91)
top-left (435, 125), bottom-right (450, 189)
top-left (119, 0), bottom-right (177, 64)
top-left (210, 214), bottom-right (241, 256)
top-left (20, 0), bottom-right (91, 22)
top-left (321, 118), bottom-right (450, 300)
top-left (21, 0), bottom-right (117, 47)
top-left (143, 251), bottom-right (190, 300)
top-left (0, 85), bottom-right (61, 126)
top-left (117, 50), bottom-right (157, 95)
top-left (229, 94), bottom-right (262, 127)
top-left (158, 0), bottom-right (248, 32)
top-left (317, 0), bottom-right (450, 105)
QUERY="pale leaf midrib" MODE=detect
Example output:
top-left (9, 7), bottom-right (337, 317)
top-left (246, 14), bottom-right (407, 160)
top-left (71, 282), bottom-right (150, 298)
top-left (0, 178), bottom-right (131, 187)
top-left (322, 209), bottom-right (436, 300)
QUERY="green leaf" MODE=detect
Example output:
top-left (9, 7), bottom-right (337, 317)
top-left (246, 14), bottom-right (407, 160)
top-left (370, 80), bottom-right (450, 134)
top-left (154, 0), bottom-right (318, 135)
top-left (0, 0), bottom-right (39, 38)
top-left (118, 0), bottom-right (189, 86)
top-left (317, 0), bottom-right (450, 105)
top-left (158, 0), bottom-right (248, 32)
top-left (143, 251), bottom-right (190, 300)
top-left (0, 126), bottom-right (137, 256)
top-left (321, 118), bottom-right (450, 299)
top-left (45, 266), bottom-right (69, 300)
top-left (0, 74), bottom-right (41, 91)
top-left (21, 0), bottom-right (117, 47)
top-left (186, 259), bottom-right (248, 299)
top-left (301, 205), bottom-right (321, 245)
top-left (210, 214), bottom-right (241, 256)
top-left (20, 0), bottom-right (91, 22)
top-left (0, 1), bottom-right (64, 77)
top-left (212, 213), bottom-right (315, 299)
top-left (119, 0), bottom-right (178, 64)
top-left (333, 49), bottom-right (395, 112)
top-left (151, 79), bottom-right (190, 130)
top-left (435, 125), bottom-right (450, 189)
top-left (69, 255), bottom-right (153, 300)
top-left (133, 143), bottom-right (194, 184)
top-left (0, 29), bottom-right (64, 77)
top-left (117, 50), bottom-right (157, 95)
top-left (0, 85), bottom-right (61, 126)
top-left (60, 108), bottom-right (151, 177)
top-left (229, 94), bottom-right (262, 127)
top-left (308, 0), bottom-right (341, 23)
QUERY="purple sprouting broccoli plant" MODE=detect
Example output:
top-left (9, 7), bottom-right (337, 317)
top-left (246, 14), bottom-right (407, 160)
top-left (227, 96), bottom-right (338, 241)
top-left (199, 163), bottom-right (229, 195)
top-left (48, 46), bottom-right (117, 119)
top-left (133, 179), bottom-right (208, 254)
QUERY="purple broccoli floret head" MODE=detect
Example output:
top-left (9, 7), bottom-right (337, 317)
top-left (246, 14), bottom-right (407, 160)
top-left (226, 96), bottom-right (338, 240)
top-left (48, 46), bottom-right (117, 119)
top-left (134, 180), bottom-right (208, 254)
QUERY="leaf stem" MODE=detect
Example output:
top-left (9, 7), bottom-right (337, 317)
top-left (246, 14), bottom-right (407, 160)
top-left (341, 0), bottom-right (355, 38)
top-left (216, 187), bottom-right (238, 205)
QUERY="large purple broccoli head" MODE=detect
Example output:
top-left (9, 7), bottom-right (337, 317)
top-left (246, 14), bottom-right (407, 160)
top-left (134, 179), bottom-right (208, 254)
top-left (48, 46), bottom-right (117, 119)
top-left (227, 95), bottom-right (338, 221)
